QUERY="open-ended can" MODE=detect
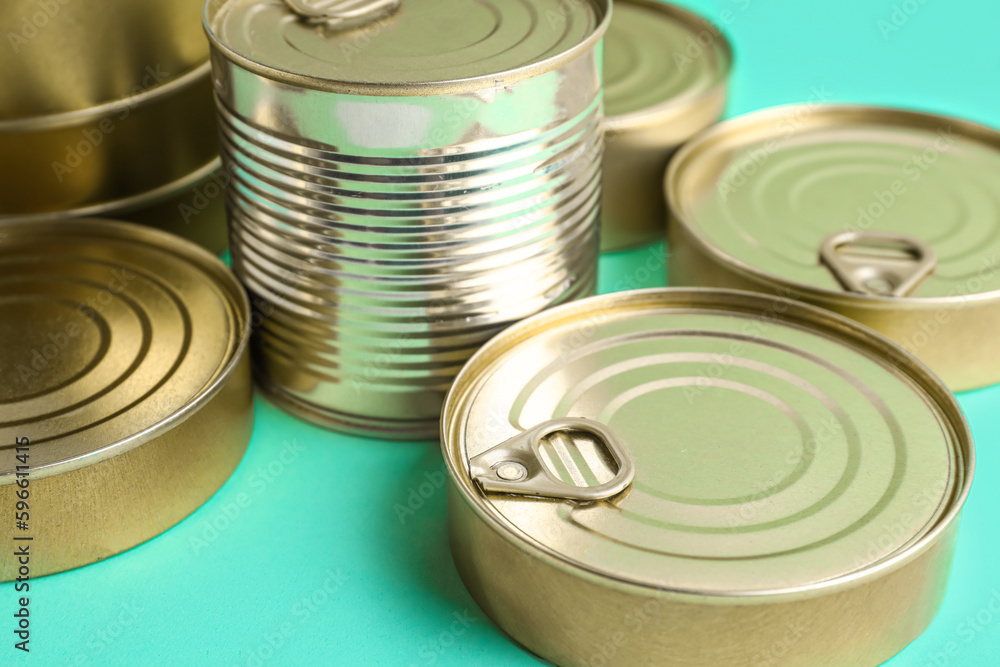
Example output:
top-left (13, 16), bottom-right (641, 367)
top-left (667, 105), bottom-right (1000, 391)
top-left (205, 0), bottom-right (610, 439)
top-left (601, 0), bottom-right (730, 252)
top-left (443, 288), bottom-right (972, 666)
top-left (0, 219), bottom-right (252, 580)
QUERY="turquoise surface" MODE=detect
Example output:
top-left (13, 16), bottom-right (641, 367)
top-left (6, 0), bottom-right (1000, 664)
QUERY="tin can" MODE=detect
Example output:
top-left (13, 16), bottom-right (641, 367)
top-left (443, 288), bottom-right (972, 666)
top-left (1, 0), bottom-right (208, 117)
top-left (0, 218), bottom-right (252, 580)
top-left (0, 62), bottom-right (218, 219)
top-left (667, 105), bottom-right (1000, 391)
top-left (600, 0), bottom-right (731, 252)
top-left (205, 0), bottom-right (610, 439)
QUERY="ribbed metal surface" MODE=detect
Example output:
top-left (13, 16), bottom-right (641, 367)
top-left (215, 70), bottom-right (603, 438)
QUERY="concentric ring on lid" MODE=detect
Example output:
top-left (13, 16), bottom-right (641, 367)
top-left (604, 0), bottom-right (732, 122)
top-left (205, 0), bottom-right (610, 94)
top-left (0, 218), bottom-right (249, 481)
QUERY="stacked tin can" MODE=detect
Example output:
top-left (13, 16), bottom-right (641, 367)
top-left (204, 0), bottom-right (610, 439)
top-left (0, 0), bottom-right (229, 253)
top-left (0, 0), bottom-right (251, 578)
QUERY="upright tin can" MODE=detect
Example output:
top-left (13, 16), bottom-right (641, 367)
top-left (601, 0), bottom-right (731, 252)
top-left (667, 105), bottom-right (1000, 391)
top-left (204, 0), bottom-right (610, 438)
top-left (0, 219), bottom-right (252, 580)
top-left (443, 288), bottom-right (972, 666)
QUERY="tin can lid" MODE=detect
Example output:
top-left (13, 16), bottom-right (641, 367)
top-left (604, 0), bottom-right (731, 126)
top-left (205, 0), bottom-right (609, 95)
top-left (442, 289), bottom-right (972, 595)
top-left (668, 105), bottom-right (1000, 300)
top-left (0, 218), bottom-right (249, 482)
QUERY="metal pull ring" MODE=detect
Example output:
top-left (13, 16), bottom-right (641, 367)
top-left (820, 230), bottom-right (937, 297)
top-left (469, 418), bottom-right (635, 502)
top-left (283, 0), bottom-right (399, 26)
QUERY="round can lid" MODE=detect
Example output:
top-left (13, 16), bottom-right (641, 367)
top-left (0, 219), bottom-right (249, 482)
top-left (604, 0), bottom-right (731, 122)
top-left (443, 289), bottom-right (972, 596)
top-left (205, 0), bottom-right (609, 94)
top-left (668, 105), bottom-right (1000, 300)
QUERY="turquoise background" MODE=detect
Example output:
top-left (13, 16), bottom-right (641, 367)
top-left (5, 0), bottom-right (1000, 664)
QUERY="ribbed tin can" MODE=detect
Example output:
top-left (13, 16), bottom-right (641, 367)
top-left (204, 0), bottom-right (610, 439)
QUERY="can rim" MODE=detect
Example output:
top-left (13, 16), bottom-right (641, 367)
top-left (602, 0), bottom-right (733, 133)
top-left (0, 158), bottom-right (222, 222)
top-left (0, 61), bottom-right (212, 132)
top-left (666, 103), bottom-right (1000, 305)
top-left (0, 217), bottom-right (251, 484)
top-left (441, 287), bottom-right (974, 601)
top-left (202, 0), bottom-right (612, 97)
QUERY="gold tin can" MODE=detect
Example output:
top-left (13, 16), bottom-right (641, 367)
top-left (0, 218), bottom-right (252, 580)
top-left (0, 158), bottom-right (231, 256)
top-left (0, 63), bottom-right (218, 220)
top-left (205, 0), bottom-right (610, 439)
top-left (667, 105), bottom-right (1000, 391)
top-left (601, 0), bottom-right (731, 252)
top-left (443, 288), bottom-right (972, 666)
top-left (1, 0), bottom-right (208, 117)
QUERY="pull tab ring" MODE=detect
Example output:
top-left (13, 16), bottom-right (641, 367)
top-left (283, 0), bottom-right (399, 27)
top-left (469, 418), bottom-right (635, 502)
top-left (820, 230), bottom-right (937, 297)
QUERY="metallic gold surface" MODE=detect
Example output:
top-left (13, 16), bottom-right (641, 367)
top-left (0, 159), bottom-right (230, 256)
top-left (667, 105), bottom-right (1000, 391)
top-left (443, 288), bottom-right (972, 666)
top-left (208, 0), bottom-right (608, 438)
top-left (107, 160), bottom-right (231, 256)
top-left (1, 0), bottom-right (208, 118)
top-left (0, 219), bottom-right (252, 580)
top-left (0, 63), bottom-right (219, 217)
top-left (601, 0), bottom-right (730, 252)
top-left (205, 0), bottom-right (610, 95)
